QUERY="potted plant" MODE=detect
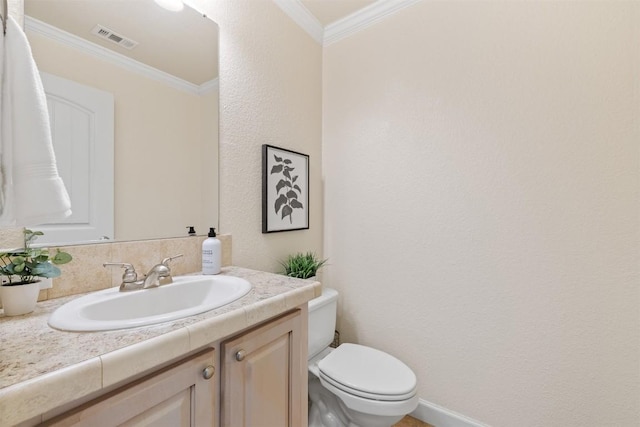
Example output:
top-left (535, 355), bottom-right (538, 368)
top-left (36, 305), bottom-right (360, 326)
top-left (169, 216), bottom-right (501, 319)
top-left (279, 252), bottom-right (327, 280)
top-left (0, 229), bottom-right (72, 316)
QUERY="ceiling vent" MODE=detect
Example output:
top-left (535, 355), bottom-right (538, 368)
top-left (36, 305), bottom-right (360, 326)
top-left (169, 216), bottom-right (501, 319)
top-left (91, 25), bottom-right (138, 50)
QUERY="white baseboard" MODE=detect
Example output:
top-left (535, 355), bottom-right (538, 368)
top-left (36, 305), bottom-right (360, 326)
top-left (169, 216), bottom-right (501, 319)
top-left (411, 399), bottom-right (490, 427)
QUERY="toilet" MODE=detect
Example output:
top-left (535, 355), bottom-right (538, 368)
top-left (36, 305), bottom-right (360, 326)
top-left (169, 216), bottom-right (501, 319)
top-left (307, 287), bottom-right (419, 427)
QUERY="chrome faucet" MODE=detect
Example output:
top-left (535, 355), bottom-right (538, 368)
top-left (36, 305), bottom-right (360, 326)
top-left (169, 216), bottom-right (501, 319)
top-left (142, 254), bottom-right (184, 288)
top-left (103, 254), bottom-right (183, 292)
top-left (103, 262), bottom-right (139, 291)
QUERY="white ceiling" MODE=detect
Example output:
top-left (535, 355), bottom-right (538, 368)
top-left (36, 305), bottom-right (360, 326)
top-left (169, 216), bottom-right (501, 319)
top-left (24, 0), bottom-right (412, 84)
top-left (25, 0), bottom-right (219, 86)
top-left (300, 0), bottom-right (377, 26)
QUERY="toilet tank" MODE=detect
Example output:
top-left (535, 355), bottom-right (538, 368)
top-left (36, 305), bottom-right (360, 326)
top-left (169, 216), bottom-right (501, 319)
top-left (308, 287), bottom-right (338, 359)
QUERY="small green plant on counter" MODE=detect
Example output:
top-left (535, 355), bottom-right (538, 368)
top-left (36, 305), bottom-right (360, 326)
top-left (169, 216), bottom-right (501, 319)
top-left (279, 252), bottom-right (327, 279)
top-left (0, 229), bottom-right (72, 285)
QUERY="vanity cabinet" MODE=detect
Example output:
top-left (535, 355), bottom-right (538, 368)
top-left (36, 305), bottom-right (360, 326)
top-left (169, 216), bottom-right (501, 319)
top-left (220, 309), bottom-right (307, 427)
top-left (43, 349), bottom-right (216, 427)
top-left (37, 308), bottom-right (310, 427)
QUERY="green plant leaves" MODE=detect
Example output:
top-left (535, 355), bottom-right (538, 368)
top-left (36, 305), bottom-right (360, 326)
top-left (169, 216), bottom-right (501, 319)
top-left (11, 256), bottom-right (25, 265)
top-left (278, 252), bottom-right (328, 279)
top-left (24, 229), bottom-right (44, 245)
top-left (270, 164), bottom-right (283, 174)
top-left (53, 250), bottom-right (73, 265)
top-left (31, 262), bottom-right (61, 278)
top-left (0, 229), bottom-right (73, 283)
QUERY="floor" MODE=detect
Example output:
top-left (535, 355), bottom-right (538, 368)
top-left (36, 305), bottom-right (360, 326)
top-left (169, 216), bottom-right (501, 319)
top-left (393, 415), bottom-right (434, 427)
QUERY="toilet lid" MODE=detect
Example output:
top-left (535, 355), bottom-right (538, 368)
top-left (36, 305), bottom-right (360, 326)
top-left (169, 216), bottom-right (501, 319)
top-left (318, 343), bottom-right (417, 401)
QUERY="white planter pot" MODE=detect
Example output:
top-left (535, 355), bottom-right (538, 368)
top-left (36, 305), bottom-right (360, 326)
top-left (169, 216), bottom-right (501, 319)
top-left (0, 281), bottom-right (41, 316)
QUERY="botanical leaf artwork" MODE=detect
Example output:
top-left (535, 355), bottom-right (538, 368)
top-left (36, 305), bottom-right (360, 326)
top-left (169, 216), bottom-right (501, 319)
top-left (262, 144), bottom-right (309, 233)
top-left (270, 154), bottom-right (304, 223)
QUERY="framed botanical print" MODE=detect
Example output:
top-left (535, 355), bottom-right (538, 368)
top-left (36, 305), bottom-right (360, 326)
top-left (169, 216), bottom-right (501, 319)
top-left (262, 145), bottom-right (309, 233)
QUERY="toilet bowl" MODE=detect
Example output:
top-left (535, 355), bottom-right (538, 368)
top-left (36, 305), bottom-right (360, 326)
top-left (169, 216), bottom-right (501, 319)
top-left (308, 288), bottom-right (419, 427)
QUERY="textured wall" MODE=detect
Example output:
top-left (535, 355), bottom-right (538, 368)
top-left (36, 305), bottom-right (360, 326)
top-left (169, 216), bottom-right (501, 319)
top-left (192, 0), bottom-right (323, 272)
top-left (323, 2), bottom-right (639, 426)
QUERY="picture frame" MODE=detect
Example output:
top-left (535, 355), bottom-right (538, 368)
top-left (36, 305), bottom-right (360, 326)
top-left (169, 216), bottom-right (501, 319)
top-left (262, 144), bottom-right (309, 233)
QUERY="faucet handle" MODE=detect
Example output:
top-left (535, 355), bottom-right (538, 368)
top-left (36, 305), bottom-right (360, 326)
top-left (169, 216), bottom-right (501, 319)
top-left (161, 254), bottom-right (184, 266)
top-left (103, 262), bottom-right (138, 283)
top-left (148, 254), bottom-right (183, 287)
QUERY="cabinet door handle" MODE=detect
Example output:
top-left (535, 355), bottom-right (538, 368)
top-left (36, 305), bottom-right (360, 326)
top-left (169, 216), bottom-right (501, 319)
top-left (235, 350), bottom-right (246, 361)
top-left (202, 365), bottom-right (215, 380)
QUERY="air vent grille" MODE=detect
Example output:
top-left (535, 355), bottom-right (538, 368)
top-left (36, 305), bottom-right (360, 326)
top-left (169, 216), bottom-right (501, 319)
top-left (91, 25), bottom-right (138, 50)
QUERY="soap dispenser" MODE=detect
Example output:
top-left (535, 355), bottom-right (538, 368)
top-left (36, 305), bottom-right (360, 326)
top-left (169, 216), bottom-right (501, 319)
top-left (202, 227), bottom-right (221, 275)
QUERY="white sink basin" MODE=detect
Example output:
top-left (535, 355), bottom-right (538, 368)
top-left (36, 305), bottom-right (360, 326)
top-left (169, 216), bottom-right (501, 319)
top-left (48, 275), bottom-right (252, 332)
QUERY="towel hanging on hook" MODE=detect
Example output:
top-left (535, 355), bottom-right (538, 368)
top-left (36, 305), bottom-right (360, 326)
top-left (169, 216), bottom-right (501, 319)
top-left (0, 15), bottom-right (72, 225)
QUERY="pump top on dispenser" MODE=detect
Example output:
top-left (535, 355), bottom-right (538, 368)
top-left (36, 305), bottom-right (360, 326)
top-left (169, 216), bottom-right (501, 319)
top-left (202, 228), bottom-right (221, 275)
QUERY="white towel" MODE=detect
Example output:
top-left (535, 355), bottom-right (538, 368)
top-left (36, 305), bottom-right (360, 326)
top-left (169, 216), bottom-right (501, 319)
top-left (0, 17), bottom-right (5, 214)
top-left (0, 16), bottom-right (71, 226)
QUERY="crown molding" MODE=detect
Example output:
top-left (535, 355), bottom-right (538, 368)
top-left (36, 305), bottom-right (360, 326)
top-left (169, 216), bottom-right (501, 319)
top-left (275, 0), bottom-right (421, 46)
top-left (273, 0), bottom-right (324, 44)
top-left (199, 77), bottom-right (219, 95)
top-left (25, 16), bottom-right (210, 95)
top-left (324, 0), bottom-right (421, 45)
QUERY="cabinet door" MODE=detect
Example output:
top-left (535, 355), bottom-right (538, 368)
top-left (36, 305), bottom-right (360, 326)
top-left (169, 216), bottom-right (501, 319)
top-left (44, 349), bottom-right (215, 427)
top-left (221, 309), bottom-right (307, 427)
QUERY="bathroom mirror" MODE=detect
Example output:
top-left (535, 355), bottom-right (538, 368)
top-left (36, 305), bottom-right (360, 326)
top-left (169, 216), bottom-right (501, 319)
top-left (23, 0), bottom-right (219, 244)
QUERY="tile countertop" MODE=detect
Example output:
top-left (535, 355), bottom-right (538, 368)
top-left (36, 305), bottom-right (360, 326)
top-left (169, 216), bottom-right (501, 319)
top-left (0, 267), bottom-right (321, 427)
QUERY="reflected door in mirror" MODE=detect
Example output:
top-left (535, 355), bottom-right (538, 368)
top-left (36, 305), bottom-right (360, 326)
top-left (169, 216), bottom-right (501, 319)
top-left (35, 73), bottom-right (114, 244)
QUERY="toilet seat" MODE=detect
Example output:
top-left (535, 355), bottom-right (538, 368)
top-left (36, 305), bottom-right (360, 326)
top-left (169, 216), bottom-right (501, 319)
top-left (317, 343), bottom-right (417, 401)
top-left (317, 377), bottom-right (419, 417)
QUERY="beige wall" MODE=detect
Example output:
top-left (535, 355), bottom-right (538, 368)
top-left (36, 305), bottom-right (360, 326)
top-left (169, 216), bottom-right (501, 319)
top-left (192, 0), bottom-right (324, 272)
top-left (323, 2), bottom-right (639, 426)
top-left (25, 31), bottom-right (219, 241)
top-left (200, 89), bottom-right (219, 238)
